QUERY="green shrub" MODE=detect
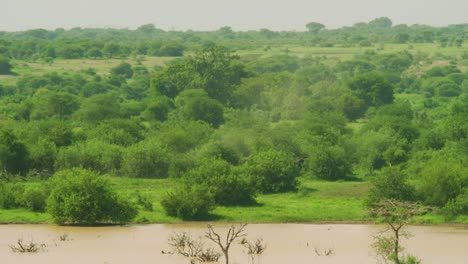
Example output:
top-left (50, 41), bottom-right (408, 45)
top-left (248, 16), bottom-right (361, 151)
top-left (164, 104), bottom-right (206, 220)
top-left (47, 168), bottom-right (137, 225)
top-left (161, 185), bottom-right (215, 220)
top-left (184, 158), bottom-right (256, 206)
top-left (133, 191), bottom-right (153, 211)
top-left (307, 144), bottom-right (352, 181)
top-left (243, 149), bottom-right (300, 193)
top-left (442, 189), bottom-right (468, 219)
top-left (366, 168), bottom-right (416, 207)
top-left (0, 182), bottom-right (25, 209)
top-left (22, 187), bottom-right (48, 212)
top-left (121, 139), bottom-right (170, 178)
top-left (55, 140), bottom-right (123, 173)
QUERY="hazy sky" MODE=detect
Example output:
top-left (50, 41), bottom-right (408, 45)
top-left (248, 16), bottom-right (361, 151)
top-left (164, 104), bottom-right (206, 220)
top-left (2, 0), bottom-right (467, 31)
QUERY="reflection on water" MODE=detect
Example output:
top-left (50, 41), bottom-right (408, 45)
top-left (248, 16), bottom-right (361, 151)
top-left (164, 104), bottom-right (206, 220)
top-left (1, 223), bottom-right (468, 264)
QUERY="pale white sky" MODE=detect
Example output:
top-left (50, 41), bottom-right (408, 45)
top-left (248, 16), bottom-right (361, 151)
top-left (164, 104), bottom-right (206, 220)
top-left (1, 0), bottom-right (467, 31)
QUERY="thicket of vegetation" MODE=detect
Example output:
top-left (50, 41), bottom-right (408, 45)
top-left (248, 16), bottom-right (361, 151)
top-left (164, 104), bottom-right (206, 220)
top-left (0, 17), bottom-right (467, 224)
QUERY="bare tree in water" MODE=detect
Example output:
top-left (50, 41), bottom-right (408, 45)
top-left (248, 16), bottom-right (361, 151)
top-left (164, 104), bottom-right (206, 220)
top-left (205, 224), bottom-right (247, 264)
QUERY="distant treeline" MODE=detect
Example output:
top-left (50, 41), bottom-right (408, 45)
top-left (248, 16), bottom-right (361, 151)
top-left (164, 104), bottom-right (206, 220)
top-left (0, 17), bottom-right (466, 60)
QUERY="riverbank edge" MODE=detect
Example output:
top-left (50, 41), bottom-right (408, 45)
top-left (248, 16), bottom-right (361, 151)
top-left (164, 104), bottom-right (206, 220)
top-left (2, 219), bottom-right (468, 227)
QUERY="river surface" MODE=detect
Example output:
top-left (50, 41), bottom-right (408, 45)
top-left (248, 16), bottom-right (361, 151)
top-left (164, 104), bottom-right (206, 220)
top-left (1, 223), bottom-right (468, 264)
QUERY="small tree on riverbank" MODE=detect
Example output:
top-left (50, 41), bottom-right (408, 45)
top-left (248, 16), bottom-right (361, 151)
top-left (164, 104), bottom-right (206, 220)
top-left (371, 199), bottom-right (428, 264)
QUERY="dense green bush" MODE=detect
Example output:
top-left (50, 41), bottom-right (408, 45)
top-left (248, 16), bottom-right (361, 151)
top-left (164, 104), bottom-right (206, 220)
top-left (22, 186), bottom-right (48, 212)
top-left (161, 184), bottom-right (215, 220)
top-left (0, 57), bottom-right (13, 74)
top-left (121, 138), bottom-right (170, 178)
top-left (307, 144), bottom-right (352, 181)
top-left (55, 140), bottom-right (123, 173)
top-left (243, 149), bottom-right (300, 193)
top-left (47, 168), bottom-right (137, 224)
top-left (0, 181), bottom-right (25, 209)
top-left (366, 168), bottom-right (416, 207)
top-left (184, 158), bottom-right (256, 206)
top-left (443, 189), bottom-right (468, 218)
top-left (0, 129), bottom-right (30, 174)
top-left (419, 158), bottom-right (467, 207)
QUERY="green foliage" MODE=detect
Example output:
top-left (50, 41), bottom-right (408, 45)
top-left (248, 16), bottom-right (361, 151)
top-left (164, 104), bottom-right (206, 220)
top-left (142, 96), bottom-right (173, 122)
top-left (157, 120), bottom-right (213, 154)
top-left (22, 186), bottom-right (48, 212)
top-left (247, 54), bottom-right (300, 74)
top-left (161, 184), bottom-right (215, 220)
top-left (418, 155), bottom-right (467, 207)
top-left (88, 119), bottom-right (143, 147)
top-left (306, 143), bottom-right (352, 181)
top-left (305, 22), bottom-right (326, 33)
top-left (442, 189), bottom-right (468, 218)
top-left (121, 138), bottom-right (170, 178)
top-left (176, 89), bottom-right (224, 128)
top-left (75, 93), bottom-right (121, 123)
top-left (0, 129), bottom-right (29, 174)
top-left (31, 91), bottom-right (80, 119)
top-left (368, 17), bottom-right (393, 28)
top-left (0, 181), bottom-right (25, 209)
top-left (196, 141), bottom-right (241, 165)
top-left (47, 168), bottom-right (137, 224)
top-left (111, 62), bottom-right (133, 79)
top-left (243, 149), bottom-right (300, 193)
top-left (184, 158), bottom-right (256, 206)
top-left (367, 168), bottom-right (416, 207)
top-left (55, 140), bottom-right (123, 173)
top-left (133, 191), bottom-right (153, 211)
top-left (354, 129), bottom-right (409, 175)
top-left (348, 72), bottom-right (394, 107)
top-left (0, 57), bottom-right (13, 74)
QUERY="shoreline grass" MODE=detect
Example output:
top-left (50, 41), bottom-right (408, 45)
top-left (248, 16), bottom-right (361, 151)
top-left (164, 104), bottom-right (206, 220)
top-left (1, 177), bottom-right (467, 225)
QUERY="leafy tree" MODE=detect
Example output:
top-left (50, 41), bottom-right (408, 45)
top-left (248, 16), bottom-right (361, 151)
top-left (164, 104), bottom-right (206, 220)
top-left (443, 188), bottom-right (468, 219)
top-left (371, 200), bottom-right (426, 264)
top-left (161, 184), bottom-right (215, 220)
top-left (75, 92), bottom-right (121, 123)
top-left (184, 158), bottom-right (256, 206)
top-left (189, 46), bottom-right (248, 104)
top-left (142, 96), bottom-right (174, 122)
top-left (306, 143), bottom-right (352, 181)
top-left (110, 62), bottom-right (133, 79)
top-left (47, 168), bottom-right (137, 224)
top-left (103, 42), bottom-right (120, 58)
top-left (243, 149), bottom-right (300, 193)
top-left (419, 158), bottom-right (467, 207)
top-left (151, 60), bottom-right (200, 98)
top-left (368, 17), bottom-right (393, 28)
top-left (0, 129), bottom-right (29, 174)
top-left (158, 42), bottom-right (184, 57)
top-left (377, 51), bottom-right (413, 73)
top-left (121, 138), bottom-right (170, 178)
top-left (31, 91), bottom-right (80, 119)
top-left (367, 168), bottom-right (416, 207)
top-left (177, 89), bottom-right (224, 128)
top-left (348, 72), bottom-right (394, 107)
top-left (55, 140), bottom-right (123, 173)
top-left (0, 57), bottom-right (13, 74)
top-left (157, 120), bottom-right (213, 153)
top-left (305, 22), bottom-right (326, 33)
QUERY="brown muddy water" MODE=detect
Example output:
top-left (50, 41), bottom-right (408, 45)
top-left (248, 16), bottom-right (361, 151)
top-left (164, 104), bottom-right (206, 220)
top-left (1, 224), bottom-right (468, 264)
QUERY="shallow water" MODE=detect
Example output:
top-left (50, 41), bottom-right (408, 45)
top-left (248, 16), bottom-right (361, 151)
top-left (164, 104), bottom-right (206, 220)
top-left (1, 223), bottom-right (468, 264)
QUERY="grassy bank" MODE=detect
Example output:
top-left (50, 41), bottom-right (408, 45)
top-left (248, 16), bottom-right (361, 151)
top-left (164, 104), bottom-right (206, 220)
top-left (1, 177), bottom-right (466, 225)
top-left (0, 178), bottom-right (371, 224)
